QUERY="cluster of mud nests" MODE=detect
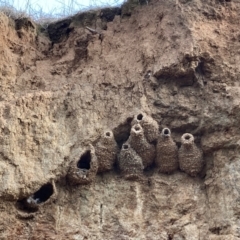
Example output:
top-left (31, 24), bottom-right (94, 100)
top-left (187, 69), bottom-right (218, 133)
top-left (16, 112), bottom-right (203, 213)
top-left (68, 112), bottom-right (203, 183)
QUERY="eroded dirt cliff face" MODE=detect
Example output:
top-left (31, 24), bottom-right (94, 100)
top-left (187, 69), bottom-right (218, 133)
top-left (0, 0), bottom-right (240, 239)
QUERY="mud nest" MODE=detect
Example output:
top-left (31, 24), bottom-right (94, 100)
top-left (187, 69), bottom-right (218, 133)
top-left (67, 146), bottom-right (98, 185)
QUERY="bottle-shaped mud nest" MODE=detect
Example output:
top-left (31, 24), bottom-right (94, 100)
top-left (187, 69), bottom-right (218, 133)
top-left (95, 130), bottom-right (119, 173)
top-left (156, 128), bottom-right (178, 174)
top-left (131, 112), bottom-right (159, 143)
top-left (128, 124), bottom-right (156, 169)
top-left (118, 143), bottom-right (144, 180)
top-left (178, 133), bottom-right (203, 177)
top-left (67, 145), bottom-right (98, 185)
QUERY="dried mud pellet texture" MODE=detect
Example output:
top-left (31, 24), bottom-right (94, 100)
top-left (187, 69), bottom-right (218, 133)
top-left (179, 133), bottom-right (203, 177)
top-left (95, 130), bottom-right (119, 173)
top-left (118, 143), bottom-right (144, 180)
top-left (128, 124), bottom-right (156, 169)
top-left (156, 128), bottom-right (178, 174)
top-left (131, 112), bottom-right (159, 143)
top-left (67, 146), bottom-right (98, 185)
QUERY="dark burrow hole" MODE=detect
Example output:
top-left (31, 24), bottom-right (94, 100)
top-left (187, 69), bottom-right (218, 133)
top-left (47, 18), bottom-right (72, 43)
top-left (113, 117), bottom-right (133, 148)
top-left (77, 150), bottom-right (91, 170)
top-left (100, 7), bottom-right (121, 22)
top-left (137, 114), bottom-right (143, 121)
top-left (16, 183), bottom-right (54, 212)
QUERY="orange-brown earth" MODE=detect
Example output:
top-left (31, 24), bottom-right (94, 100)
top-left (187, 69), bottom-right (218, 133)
top-left (0, 0), bottom-right (240, 239)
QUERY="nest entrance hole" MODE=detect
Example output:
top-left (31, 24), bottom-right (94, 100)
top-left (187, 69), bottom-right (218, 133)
top-left (106, 132), bottom-right (111, 137)
top-left (163, 128), bottom-right (170, 135)
top-left (181, 133), bottom-right (194, 144)
top-left (77, 150), bottom-right (91, 170)
top-left (137, 114), bottom-right (143, 121)
top-left (164, 129), bottom-right (169, 134)
top-left (185, 135), bottom-right (191, 140)
top-left (33, 183), bottom-right (54, 204)
top-left (16, 183), bottom-right (54, 212)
